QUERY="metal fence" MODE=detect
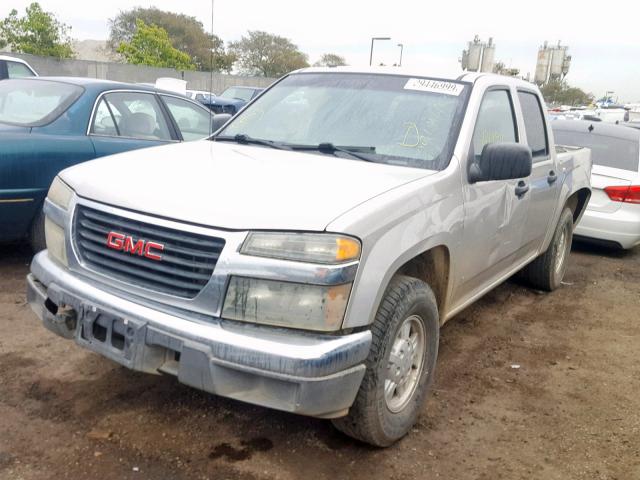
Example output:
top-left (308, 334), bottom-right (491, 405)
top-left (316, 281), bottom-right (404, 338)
top-left (7, 52), bottom-right (275, 94)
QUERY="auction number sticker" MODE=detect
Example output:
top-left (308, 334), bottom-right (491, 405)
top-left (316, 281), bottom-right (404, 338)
top-left (404, 78), bottom-right (465, 96)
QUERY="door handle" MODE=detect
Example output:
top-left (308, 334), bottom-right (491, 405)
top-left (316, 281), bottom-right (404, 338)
top-left (515, 180), bottom-right (530, 198)
top-left (547, 170), bottom-right (558, 184)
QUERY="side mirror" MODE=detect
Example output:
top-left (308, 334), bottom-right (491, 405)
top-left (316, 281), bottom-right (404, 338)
top-left (469, 143), bottom-right (532, 183)
top-left (211, 113), bottom-right (232, 133)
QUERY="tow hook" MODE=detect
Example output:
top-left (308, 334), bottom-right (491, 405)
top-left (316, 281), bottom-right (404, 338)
top-left (44, 299), bottom-right (77, 339)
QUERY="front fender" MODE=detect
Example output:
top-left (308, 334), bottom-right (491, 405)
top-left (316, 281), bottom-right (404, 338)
top-left (328, 167), bottom-right (464, 329)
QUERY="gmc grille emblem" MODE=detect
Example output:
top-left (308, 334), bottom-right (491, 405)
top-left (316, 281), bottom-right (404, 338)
top-left (106, 231), bottom-right (164, 261)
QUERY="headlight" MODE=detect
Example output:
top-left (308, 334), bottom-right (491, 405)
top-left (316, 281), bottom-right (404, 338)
top-left (222, 276), bottom-right (351, 331)
top-left (45, 216), bottom-right (68, 266)
top-left (48, 176), bottom-right (73, 210)
top-left (241, 232), bottom-right (360, 264)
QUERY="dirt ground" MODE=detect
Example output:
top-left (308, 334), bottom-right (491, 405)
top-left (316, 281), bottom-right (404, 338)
top-left (1, 241), bottom-right (639, 480)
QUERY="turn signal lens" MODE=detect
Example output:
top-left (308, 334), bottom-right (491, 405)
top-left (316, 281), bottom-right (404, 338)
top-left (45, 217), bottom-right (68, 266)
top-left (48, 176), bottom-right (74, 210)
top-left (335, 237), bottom-right (361, 262)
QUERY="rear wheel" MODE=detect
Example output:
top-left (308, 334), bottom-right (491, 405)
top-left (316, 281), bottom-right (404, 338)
top-left (332, 275), bottom-right (439, 447)
top-left (520, 207), bottom-right (574, 291)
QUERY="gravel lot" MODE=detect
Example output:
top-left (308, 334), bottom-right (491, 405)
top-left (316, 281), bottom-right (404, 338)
top-left (1, 241), bottom-right (639, 480)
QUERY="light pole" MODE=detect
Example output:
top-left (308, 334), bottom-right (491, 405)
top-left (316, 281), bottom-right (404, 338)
top-left (397, 43), bottom-right (404, 67)
top-left (369, 37), bottom-right (391, 66)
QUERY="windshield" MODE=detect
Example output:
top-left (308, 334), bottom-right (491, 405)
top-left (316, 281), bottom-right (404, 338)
top-left (219, 73), bottom-right (469, 170)
top-left (221, 87), bottom-right (254, 102)
top-left (0, 79), bottom-right (83, 127)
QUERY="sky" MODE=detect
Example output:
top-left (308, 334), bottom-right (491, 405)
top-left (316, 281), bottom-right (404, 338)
top-left (3, 0), bottom-right (640, 101)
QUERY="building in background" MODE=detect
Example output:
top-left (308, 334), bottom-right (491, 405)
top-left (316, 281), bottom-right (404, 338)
top-left (460, 36), bottom-right (495, 73)
top-left (534, 41), bottom-right (571, 85)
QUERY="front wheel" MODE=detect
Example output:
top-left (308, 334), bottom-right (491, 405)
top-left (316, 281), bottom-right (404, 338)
top-left (29, 208), bottom-right (46, 253)
top-left (332, 275), bottom-right (439, 447)
top-left (520, 207), bottom-right (574, 291)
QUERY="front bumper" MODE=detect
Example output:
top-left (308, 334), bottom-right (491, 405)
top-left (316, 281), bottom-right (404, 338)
top-left (27, 251), bottom-right (371, 418)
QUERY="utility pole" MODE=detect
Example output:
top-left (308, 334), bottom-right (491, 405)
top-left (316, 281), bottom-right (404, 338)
top-left (369, 37), bottom-right (391, 66)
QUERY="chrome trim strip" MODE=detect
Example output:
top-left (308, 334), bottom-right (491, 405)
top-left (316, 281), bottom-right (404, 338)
top-left (43, 197), bottom-right (69, 227)
top-left (0, 198), bottom-right (34, 203)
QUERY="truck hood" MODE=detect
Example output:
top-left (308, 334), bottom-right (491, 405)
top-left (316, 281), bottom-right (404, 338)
top-left (60, 141), bottom-right (434, 231)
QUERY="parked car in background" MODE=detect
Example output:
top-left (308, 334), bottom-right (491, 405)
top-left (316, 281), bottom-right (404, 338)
top-left (188, 86), bottom-right (265, 115)
top-left (0, 55), bottom-right (38, 79)
top-left (186, 89), bottom-right (214, 101)
top-left (0, 77), bottom-right (214, 250)
top-left (219, 85), bottom-right (264, 103)
top-left (187, 90), bottom-right (234, 115)
top-left (27, 68), bottom-right (591, 447)
top-left (216, 86), bottom-right (265, 114)
top-left (553, 120), bottom-right (640, 249)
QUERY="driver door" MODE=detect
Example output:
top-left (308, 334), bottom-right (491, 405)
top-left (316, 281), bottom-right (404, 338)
top-left (454, 87), bottom-right (532, 304)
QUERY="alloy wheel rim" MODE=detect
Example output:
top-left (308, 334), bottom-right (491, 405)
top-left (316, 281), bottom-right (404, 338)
top-left (384, 315), bottom-right (427, 413)
top-left (555, 225), bottom-right (569, 276)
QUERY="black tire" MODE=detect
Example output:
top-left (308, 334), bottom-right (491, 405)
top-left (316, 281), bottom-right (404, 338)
top-left (29, 208), bottom-right (46, 253)
top-left (520, 207), bottom-right (574, 291)
top-left (332, 275), bottom-right (439, 447)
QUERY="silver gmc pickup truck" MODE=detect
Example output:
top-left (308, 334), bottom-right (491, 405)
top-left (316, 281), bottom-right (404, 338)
top-left (27, 67), bottom-right (591, 447)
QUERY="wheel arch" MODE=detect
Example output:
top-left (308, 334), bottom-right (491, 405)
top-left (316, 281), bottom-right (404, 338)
top-left (393, 245), bottom-right (451, 323)
top-left (565, 187), bottom-right (591, 225)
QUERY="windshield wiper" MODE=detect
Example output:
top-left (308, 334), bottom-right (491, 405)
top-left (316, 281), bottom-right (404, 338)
top-left (214, 134), bottom-right (292, 151)
top-left (289, 143), bottom-right (376, 162)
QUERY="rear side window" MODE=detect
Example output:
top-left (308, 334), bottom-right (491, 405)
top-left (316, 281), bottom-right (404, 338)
top-left (90, 99), bottom-right (118, 136)
top-left (7, 61), bottom-right (35, 78)
top-left (91, 92), bottom-right (172, 141)
top-left (553, 130), bottom-right (640, 172)
top-left (518, 91), bottom-right (548, 160)
top-left (471, 89), bottom-right (517, 158)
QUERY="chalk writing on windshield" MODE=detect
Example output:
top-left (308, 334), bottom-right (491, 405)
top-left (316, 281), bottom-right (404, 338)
top-left (398, 122), bottom-right (428, 148)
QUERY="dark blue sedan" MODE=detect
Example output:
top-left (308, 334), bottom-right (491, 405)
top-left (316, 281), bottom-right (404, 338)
top-left (196, 86), bottom-right (265, 115)
top-left (0, 77), bottom-right (214, 250)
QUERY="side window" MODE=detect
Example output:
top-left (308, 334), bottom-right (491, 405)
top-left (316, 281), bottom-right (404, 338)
top-left (95, 92), bottom-right (172, 141)
top-left (162, 95), bottom-right (212, 141)
top-left (90, 99), bottom-right (118, 136)
top-left (472, 89), bottom-right (517, 158)
top-left (518, 91), bottom-right (549, 161)
top-left (7, 61), bottom-right (35, 78)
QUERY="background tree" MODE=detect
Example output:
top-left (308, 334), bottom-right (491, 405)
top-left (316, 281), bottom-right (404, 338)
top-left (0, 2), bottom-right (74, 58)
top-left (540, 80), bottom-right (593, 106)
top-left (229, 31), bottom-right (309, 77)
top-left (314, 53), bottom-right (347, 67)
top-left (108, 7), bottom-right (234, 72)
top-left (493, 61), bottom-right (520, 77)
top-left (117, 19), bottom-right (195, 70)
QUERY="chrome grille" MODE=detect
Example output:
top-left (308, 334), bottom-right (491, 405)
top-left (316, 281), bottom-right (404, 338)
top-left (74, 205), bottom-right (225, 298)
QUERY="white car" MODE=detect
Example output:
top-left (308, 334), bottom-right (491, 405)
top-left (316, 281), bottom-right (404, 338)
top-left (0, 55), bottom-right (38, 79)
top-left (553, 120), bottom-right (640, 249)
top-left (186, 89), bottom-right (215, 102)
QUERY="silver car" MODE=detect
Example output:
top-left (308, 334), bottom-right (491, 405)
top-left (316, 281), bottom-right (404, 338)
top-left (553, 120), bottom-right (640, 249)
